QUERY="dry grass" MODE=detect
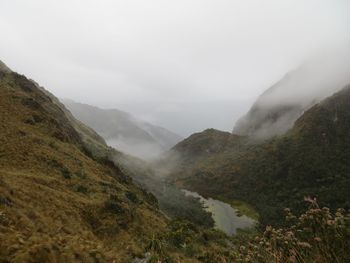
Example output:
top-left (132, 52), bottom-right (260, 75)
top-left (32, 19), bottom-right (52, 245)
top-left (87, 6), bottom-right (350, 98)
top-left (0, 72), bottom-right (168, 262)
top-left (2, 69), bottom-right (349, 263)
top-left (233, 198), bottom-right (350, 263)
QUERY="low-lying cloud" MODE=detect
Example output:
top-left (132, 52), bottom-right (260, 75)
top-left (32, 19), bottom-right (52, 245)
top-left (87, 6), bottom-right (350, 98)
top-left (1, 0), bottom-right (349, 136)
top-left (234, 50), bottom-right (350, 139)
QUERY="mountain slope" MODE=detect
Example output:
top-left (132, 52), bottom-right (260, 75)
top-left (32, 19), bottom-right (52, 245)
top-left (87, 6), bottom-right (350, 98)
top-left (169, 85), bottom-right (350, 226)
top-left (0, 64), bottom-right (169, 262)
top-left (63, 100), bottom-right (183, 159)
top-left (234, 56), bottom-right (350, 139)
top-left (0, 61), bottom-right (244, 263)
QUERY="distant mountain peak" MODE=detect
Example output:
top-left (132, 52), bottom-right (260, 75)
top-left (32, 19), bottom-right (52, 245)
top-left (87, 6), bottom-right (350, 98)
top-left (233, 54), bottom-right (350, 139)
top-left (63, 100), bottom-right (183, 159)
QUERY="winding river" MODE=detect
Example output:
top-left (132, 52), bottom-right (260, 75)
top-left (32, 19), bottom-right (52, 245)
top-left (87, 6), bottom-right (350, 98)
top-left (182, 190), bottom-right (256, 236)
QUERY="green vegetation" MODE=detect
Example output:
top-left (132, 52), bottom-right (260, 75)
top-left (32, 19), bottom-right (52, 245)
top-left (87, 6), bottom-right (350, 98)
top-left (0, 64), bottom-right (234, 262)
top-left (230, 199), bottom-right (259, 220)
top-left (72, 184), bottom-right (89, 194)
top-left (1, 60), bottom-right (350, 262)
top-left (157, 185), bottom-right (214, 228)
top-left (145, 219), bottom-right (235, 262)
top-left (143, 199), bottom-right (350, 263)
top-left (169, 85), bottom-right (350, 227)
top-left (0, 69), bottom-right (169, 262)
top-left (232, 198), bottom-right (350, 263)
top-left (113, 149), bottom-right (215, 228)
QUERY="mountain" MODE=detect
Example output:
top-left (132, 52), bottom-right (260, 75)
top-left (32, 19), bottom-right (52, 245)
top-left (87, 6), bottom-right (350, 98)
top-left (1, 58), bottom-right (349, 262)
top-left (63, 100), bottom-right (182, 159)
top-left (234, 54), bottom-right (350, 139)
top-left (0, 60), bottom-right (242, 262)
top-left (167, 85), bottom-right (350, 226)
top-left (0, 60), bottom-right (171, 262)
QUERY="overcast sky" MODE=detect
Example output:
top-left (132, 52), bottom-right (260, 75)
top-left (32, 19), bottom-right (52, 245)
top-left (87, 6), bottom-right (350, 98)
top-left (1, 0), bottom-right (349, 136)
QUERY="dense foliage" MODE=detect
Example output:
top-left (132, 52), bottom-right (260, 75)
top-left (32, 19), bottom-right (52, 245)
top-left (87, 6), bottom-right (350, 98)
top-left (169, 86), bottom-right (350, 226)
top-left (144, 199), bottom-right (350, 263)
top-left (113, 152), bottom-right (215, 227)
top-left (233, 198), bottom-right (350, 263)
top-left (1, 59), bottom-right (350, 262)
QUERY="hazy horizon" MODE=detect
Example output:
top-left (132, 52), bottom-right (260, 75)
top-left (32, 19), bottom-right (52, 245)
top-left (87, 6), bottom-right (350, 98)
top-left (1, 0), bottom-right (350, 136)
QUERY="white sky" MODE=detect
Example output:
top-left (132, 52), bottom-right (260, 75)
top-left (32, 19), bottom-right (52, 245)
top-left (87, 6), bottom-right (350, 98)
top-left (1, 0), bottom-right (349, 136)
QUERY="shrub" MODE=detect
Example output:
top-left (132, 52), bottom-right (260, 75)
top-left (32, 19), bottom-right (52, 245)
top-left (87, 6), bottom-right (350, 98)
top-left (72, 184), bottom-right (88, 194)
top-left (234, 198), bottom-right (350, 263)
top-left (146, 235), bottom-right (174, 263)
top-left (125, 191), bottom-right (139, 203)
top-left (103, 195), bottom-right (125, 215)
top-left (61, 167), bottom-right (72, 179)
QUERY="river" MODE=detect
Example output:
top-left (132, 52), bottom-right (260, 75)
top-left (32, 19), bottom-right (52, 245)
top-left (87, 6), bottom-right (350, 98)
top-left (182, 190), bottom-right (256, 236)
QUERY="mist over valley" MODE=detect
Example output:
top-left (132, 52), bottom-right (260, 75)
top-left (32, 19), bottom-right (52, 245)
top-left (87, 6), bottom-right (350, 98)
top-left (1, 1), bottom-right (350, 262)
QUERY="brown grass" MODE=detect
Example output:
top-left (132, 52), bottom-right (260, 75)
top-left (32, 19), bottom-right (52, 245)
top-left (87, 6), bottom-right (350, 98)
top-left (0, 72), bottom-right (167, 262)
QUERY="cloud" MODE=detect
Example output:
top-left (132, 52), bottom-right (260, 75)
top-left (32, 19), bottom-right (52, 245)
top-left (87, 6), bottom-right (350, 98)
top-left (0, 0), bottom-right (349, 136)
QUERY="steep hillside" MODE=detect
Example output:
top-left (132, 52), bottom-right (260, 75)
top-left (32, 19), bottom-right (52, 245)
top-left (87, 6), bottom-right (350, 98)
top-left (0, 62), bottom-right (171, 262)
top-left (234, 56), bottom-right (350, 139)
top-left (169, 86), bottom-right (350, 226)
top-left (63, 100), bottom-right (182, 160)
top-left (0, 61), bottom-right (245, 263)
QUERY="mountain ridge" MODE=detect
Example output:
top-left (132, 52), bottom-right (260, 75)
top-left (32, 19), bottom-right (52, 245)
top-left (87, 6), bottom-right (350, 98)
top-left (63, 100), bottom-right (183, 159)
top-left (0, 61), bottom-right (242, 262)
top-left (168, 84), bottom-right (350, 226)
top-left (234, 56), bottom-right (350, 139)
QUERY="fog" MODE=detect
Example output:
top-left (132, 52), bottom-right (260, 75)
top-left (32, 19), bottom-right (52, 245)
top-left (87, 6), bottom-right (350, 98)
top-left (234, 50), bottom-right (350, 139)
top-left (1, 0), bottom-right (350, 136)
top-left (107, 138), bottom-right (164, 160)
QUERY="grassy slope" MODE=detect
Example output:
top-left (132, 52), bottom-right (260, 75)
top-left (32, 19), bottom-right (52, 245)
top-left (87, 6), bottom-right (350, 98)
top-left (1, 60), bottom-right (348, 262)
top-left (0, 70), bottom-right (169, 262)
top-left (0, 66), bottom-right (242, 263)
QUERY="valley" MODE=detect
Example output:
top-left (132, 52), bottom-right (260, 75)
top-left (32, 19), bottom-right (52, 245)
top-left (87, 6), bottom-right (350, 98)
top-left (0, 62), bottom-right (238, 262)
top-left (1, 1), bottom-right (350, 262)
top-left (182, 190), bottom-right (256, 236)
top-left (1, 54), bottom-right (350, 262)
